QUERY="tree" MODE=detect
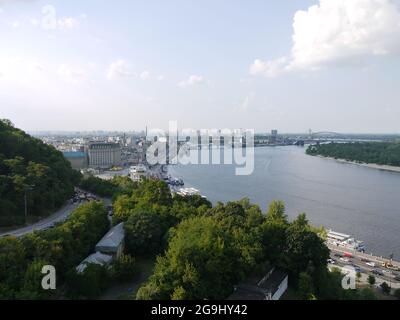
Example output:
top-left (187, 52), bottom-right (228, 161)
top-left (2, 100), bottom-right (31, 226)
top-left (111, 254), bottom-right (137, 282)
top-left (368, 275), bottom-right (376, 286)
top-left (284, 214), bottom-right (330, 288)
top-left (298, 272), bottom-right (314, 300)
top-left (380, 282), bottom-right (391, 295)
top-left (358, 287), bottom-right (378, 300)
top-left (16, 259), bottom-right (53, 300)
top-left (133, 179), bottom-right (172, 207)
top-left (266, 200), bottom-right (287, 222)
top-left (0, 120), bottom-right (81, 227)
top-left (66, 264), bottom-right (110, 299)
top-left (394, 288), bottom-right (400, 299)
top-left (137, 216), bottom-right (240, 300)
top-left (124, 208), bottom-right (169, 257)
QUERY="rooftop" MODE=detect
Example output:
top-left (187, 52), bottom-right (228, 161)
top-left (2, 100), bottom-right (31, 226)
top-left (76, 251), bottom-right (113, 273)
top-left (95, 222), bottom-right (125, 253)
top-left (227, 267), bottom-right (288, 300)
top-left (63, 151), bottom-right (86, 158)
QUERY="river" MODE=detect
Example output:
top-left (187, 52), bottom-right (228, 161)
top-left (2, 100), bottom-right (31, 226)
top-left (169, 146), bottom-right (400, 258)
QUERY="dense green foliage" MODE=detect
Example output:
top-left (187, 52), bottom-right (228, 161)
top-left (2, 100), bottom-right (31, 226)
top-left (307, 142), bottom-right (400, 166)
top-left (0, 119), bottom-right (81, 226)
top-left (133, 197), bottom-right (333, 300)
top-left (79, 175), bottom-right (137, 199)
top-left (66, 263), bottom-right (110, 299)
top-left (0, 201), bottom-right (109, 299)
top-left (110, 254), bottom-right (137, 282)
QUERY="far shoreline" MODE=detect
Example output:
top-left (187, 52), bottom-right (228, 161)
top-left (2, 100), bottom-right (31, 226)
top-left (315, 155), bottom-right (400, 173)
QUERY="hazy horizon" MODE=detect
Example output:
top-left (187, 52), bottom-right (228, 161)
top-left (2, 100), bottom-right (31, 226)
top-left (1, 0), bottom-right (400, 133)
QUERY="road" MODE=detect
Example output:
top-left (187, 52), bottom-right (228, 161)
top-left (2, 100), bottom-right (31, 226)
top-left (328, 244), bottom-right (400, 288)
top-left (0, 201), bottom-right (80, 237)
top-left (0, 192), bottom-right (112, 238)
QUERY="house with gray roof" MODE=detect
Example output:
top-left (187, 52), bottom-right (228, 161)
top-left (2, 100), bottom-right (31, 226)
top-left (227, 266), bottom-right (288, 300)
top-left (95, 222), bottom-right (125, 258)
top-left (76, 252), bottom-right (113, 273)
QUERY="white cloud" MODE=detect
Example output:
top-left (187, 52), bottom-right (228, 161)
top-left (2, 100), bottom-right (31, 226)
top-left (107, 62), bottom-right (164, 81)
top-left (178, 75), bottom-right (205, 87)
top-left (57, 17), bottom-right (79, 29)
top-left (12, 20), bottom-right (20, 28)
top-left (238, 92), bottom-right (255, 112)
top-left (139, 70), bottom-right (151, 80)
top-left (58, 64), bottom-right (87, 84)
top-left (250, 0), bottom-right (400, 77)
top-left (107, 59), bottom-right (134, 79)
top-left (139, 70), bottom-right (164, 80)
top-left (30, 18), bottom-right (39, 27)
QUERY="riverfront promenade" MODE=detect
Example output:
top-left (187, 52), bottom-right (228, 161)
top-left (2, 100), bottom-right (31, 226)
top-left (328, 244), bottom-right (400, 289)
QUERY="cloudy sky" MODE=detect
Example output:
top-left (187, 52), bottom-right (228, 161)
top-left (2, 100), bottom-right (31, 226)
top-left (1, 0), bottom-right (400, 133)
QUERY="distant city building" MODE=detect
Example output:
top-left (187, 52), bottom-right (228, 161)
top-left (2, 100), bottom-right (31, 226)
top-left (87, 142), bottom-right (122, 168)
top-left (270, 129), bottom-right (278, 143)
top-left (129, 165), bottom-right (147, 182)
top-left (62, 151), bottom-right (88, 170)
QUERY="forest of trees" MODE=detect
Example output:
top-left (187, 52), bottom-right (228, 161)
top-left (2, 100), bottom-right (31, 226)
top-left (0, 119), bottom-right (81, 226)
top-left (0, 177), bottom-right (379, 300)
top-left (306, 142), bottom-right (400, 167)
top-left (0, 201), bottom-right (109, 299)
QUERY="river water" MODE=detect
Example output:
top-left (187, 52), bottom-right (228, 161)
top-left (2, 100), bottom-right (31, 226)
top-left (169, 146), bottom-right (400, 258)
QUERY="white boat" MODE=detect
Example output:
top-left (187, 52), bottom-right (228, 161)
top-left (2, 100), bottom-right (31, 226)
top-left (327, 229), bottom-right (365, 252)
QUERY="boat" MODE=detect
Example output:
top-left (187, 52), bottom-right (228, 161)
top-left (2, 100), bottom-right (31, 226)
top-left (326, 230), bottom-right (366, 252)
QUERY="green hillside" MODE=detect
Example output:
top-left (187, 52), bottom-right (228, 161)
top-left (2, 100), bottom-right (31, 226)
top-left (306, 142), bottom-right (400, 167)
top-left (0, 119), bottom-right (81, 226)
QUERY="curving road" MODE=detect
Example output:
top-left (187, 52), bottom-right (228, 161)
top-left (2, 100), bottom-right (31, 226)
top-left (0, 202), bottom-right (81, 238)
top-left (0, 194), bottom-right (112, 238)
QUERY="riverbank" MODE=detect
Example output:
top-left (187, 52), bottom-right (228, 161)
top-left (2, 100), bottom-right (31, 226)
top-left (316, 155), bottom-right (400, 173)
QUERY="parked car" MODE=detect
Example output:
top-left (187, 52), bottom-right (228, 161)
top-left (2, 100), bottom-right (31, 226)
top-left (372, 269), bottom-right (384, 276)
top-left (366, 262), bottom-right (375, 267)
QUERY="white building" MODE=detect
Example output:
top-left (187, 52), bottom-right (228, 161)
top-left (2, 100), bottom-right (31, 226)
top-left (129, 165), bottom-right (147, 182)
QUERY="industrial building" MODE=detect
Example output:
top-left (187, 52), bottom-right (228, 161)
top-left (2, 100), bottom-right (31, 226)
top-left (87, 142), bottom-right (122, 168)
top-left (62, 151), bottom-right (88, 170)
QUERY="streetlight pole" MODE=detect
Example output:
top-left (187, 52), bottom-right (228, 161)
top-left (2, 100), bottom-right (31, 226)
top-left (24, 191), bottom-right (27, 224)
top-left (23, 184), bottom-right (35, 224)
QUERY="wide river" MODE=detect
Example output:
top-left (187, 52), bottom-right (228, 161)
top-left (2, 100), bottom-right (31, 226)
top-left (169, 146), bottom-right (400, 258)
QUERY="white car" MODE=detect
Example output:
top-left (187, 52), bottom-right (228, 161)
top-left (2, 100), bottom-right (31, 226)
top-left (366, 262), bottom-right (376, 267)
top-left (340, 257), bottom-right (349, 262)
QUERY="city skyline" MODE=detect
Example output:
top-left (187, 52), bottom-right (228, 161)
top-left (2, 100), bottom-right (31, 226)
top-left (1, 0), bottom-right (400, 133)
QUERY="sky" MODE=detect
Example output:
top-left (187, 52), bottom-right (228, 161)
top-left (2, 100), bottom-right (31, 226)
top-left (1, 0), bottom-right (400, 133)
